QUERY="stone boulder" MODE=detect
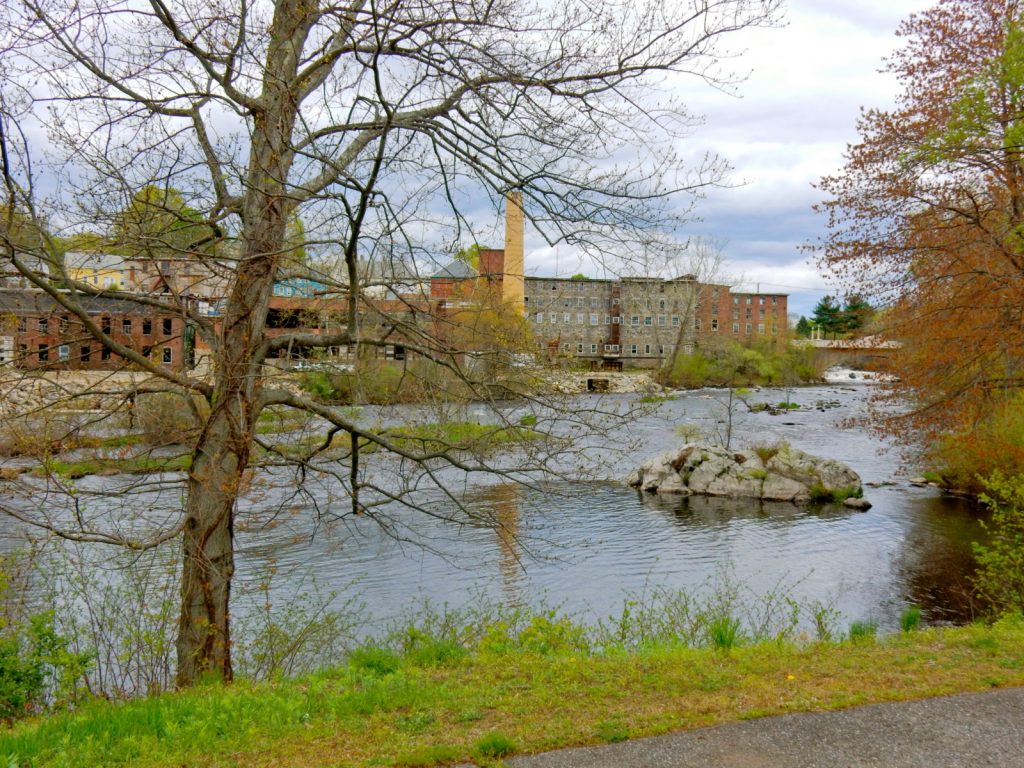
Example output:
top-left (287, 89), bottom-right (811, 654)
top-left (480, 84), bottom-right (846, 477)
top-left (628, 443), bottom-right (865, 506)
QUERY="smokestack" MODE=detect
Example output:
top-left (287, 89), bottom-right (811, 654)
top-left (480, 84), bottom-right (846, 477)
top-left (502, 190), bottom-right (525, 311)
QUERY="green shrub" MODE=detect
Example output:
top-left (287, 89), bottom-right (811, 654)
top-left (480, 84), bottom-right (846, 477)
top-left (973, 472), bottom-right (1024, 616)
top-left (900, 606), bottom-right (922, 633)
top-left (848, 620), bottom-right (877, 643)
top-left (707, 615), bottom-right (741, 651)
top-left (348, 645), bottom-right (402, 676)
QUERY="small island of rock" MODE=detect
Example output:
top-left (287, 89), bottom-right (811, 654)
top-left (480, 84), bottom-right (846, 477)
top-left (627, 442), bottom-right (870, 508)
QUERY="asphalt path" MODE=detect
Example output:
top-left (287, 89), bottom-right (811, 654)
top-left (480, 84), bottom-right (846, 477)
top-left (496, 688), bottom-right (1024, 768)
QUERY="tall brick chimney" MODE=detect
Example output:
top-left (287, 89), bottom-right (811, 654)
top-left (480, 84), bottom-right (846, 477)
top-left (502, 191), bottom-right (525, 311)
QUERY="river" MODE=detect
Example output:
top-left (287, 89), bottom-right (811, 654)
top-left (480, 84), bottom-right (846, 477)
top-left (224, 380), bottom-right (986, 633)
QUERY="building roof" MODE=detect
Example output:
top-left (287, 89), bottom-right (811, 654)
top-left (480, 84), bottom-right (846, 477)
top-left (64, 251), bottom-right (127, 271)
top-left (0, 288), bottom-right (173, 315)
top-left (431, 260), bottom-right (477, 280)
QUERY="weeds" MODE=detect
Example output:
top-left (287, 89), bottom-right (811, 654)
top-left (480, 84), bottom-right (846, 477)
top-left (849, 620), bottom-right (878, 643)
top-left (900, 606), bottom-right (922, 633)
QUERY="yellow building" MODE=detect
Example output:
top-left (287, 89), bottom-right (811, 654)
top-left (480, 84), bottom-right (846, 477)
top-left (64, 251), bottom-right (127, 290)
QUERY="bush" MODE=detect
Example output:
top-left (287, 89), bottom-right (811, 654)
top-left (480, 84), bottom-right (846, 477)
top-left (973, 472), bottom-right (1024, 616)
top-left (848, 620), bottom-right (877, 643)
top-left (134, 391), bottom-right (207, 446)
top-left (900, 606), bottom-right (922, 633)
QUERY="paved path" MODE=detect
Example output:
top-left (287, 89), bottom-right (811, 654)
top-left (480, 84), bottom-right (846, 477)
top-left (502, 688), bottom-right (1024, 768)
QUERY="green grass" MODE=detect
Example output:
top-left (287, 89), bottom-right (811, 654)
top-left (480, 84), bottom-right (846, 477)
top-left (6, 618), bottom-right (1024, 767)
top-left (37, 452), bottom-right (192, 479)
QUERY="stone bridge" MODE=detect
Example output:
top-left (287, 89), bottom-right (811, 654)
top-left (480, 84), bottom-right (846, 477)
top-left (793, 336), bottom-right (900, 372)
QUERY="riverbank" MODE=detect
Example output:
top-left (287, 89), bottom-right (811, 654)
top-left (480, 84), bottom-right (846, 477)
top-left (4, 617), bottom-right (1024, 768)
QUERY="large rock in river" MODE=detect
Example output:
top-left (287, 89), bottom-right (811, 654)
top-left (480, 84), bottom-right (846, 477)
top-left (626, 443), bottom-right (863, 504)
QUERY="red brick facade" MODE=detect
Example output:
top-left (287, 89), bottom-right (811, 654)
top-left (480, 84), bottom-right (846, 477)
top-left (0, 289), bottom-right (187, 371)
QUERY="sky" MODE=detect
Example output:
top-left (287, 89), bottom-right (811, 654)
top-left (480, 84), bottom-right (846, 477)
top-left (519, 0), bottom-right (935, 319)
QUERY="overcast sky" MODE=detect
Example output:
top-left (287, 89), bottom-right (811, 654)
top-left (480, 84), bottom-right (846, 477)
top-left (521, 0), bottom-right (934, 318)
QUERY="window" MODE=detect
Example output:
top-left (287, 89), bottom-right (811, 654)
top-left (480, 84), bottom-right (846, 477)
top-left (630, 315), bottom-right (639, 325)
top-left (38, 344), bottom-right (48, 361)
top-left (604, 315), bottom-right (611, 324)
top-left (772, 296), bottom-right (778, 305)
top-left (80, 346), bottom-right (90, 362)
top-left (563, 298), bottom-right (572, 308)
top-left (746, 308), bottom-right (752, 319)
top-left (711, 318), bottom-right (719, 331)
top-left (590, 297), bottom-right (597, 308)
top-left (694, 318), bottom-right (701, 330)
top-left (732, 323), bottom-right (739, 334)
top-left (143, 319), bottom-right (152, 335)
top-left (672, 315), bottom-right (680, 327)
top-left (562, 342), bottom-right (571, 351)
top-left (524, 296), bottom-right (530, 304)
top-left (162, 347), bottom-right (173, 363)
top-left (59, 316), bottom-right (68, 333)
top-left (710, 304), bottom-right (719, 315)
top-left (16, 317), bottom-right (25, 333)
top-left (58, 344), bottom-right (69, 361)
top-left (644, 344), bottom-right (652, 355)
top-left (589, 313), bottom-right (599, 325)
top-left (101, 347), bottom-right (111, 361)
top-left (38, 317), bottom-right (47, 332)
top-left (536, 312), bottom-right (544, 324)
top-left (101, 316), bottom-right (111, 333)
top-left (733, 296), bottom-right (739, 305)
top-left (759, 308), bottom-right (766, 318)
top-left (550, 283), bottom-right (557, 291)
top-left (746, 323), bottom-right (752, 333)
top-left (604, 344), bottom-right (620, 353)
top-left (576, 313), bottom-right (585, 324)
top-left (658, 345), bottom-right (665, 355)
top-left (659, 299), bottom-right (666, 309)
top-left (576, 343), bottom-right (584, 353)
top-left (576, 297), bottom-right (584, 307)
top-left (759, 296), bottom-right (766, 305)
top-left (122, 319), bottom-right (132, 334)
top-left (563, 313), bottom-right (571, 324)
top-left (550, 313), bottom-right (558, 324)
top-left (612, 298), bottom-right (620, 306)
top-left (657, 315), bottom-right (666, 326)
top-left (590, 343), bottom-right (597, 353)
top-left (612, 316), bottom-right (621, 324)
top-left (643, 316), bottom-right (652, 326)
top-left (758, 323), bottom-right (765, 334)
top-left (746, 296), bottom-right (752, 305)
top-left (630, 344), bottom-right (638, 355)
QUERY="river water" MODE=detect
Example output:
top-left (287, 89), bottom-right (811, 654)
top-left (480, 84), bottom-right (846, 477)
top-left (227, 380), bottom-right (985, 633)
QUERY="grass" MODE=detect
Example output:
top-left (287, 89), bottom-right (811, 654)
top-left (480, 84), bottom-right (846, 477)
top-left (5, 617), bottom-right (1024, 767)
top-left (37, 452), bottom-right (193, 479)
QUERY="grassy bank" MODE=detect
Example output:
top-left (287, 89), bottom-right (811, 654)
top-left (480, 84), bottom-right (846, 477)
top-left (5, 618), bottom-right (1024, 768)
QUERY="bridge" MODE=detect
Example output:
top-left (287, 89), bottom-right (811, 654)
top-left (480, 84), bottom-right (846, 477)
top-left (792, 335), bottom-right (901, 371)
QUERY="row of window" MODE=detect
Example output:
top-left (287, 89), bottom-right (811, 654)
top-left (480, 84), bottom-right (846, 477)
top-left (27, 343), bottom-right (174, 363)
top-left (534, 312), bottom-right (682, 327)
top-left (543, 342), bottom-right (672, 356)
top-left (16, 316), bottom-right (176, 336)
top-left (525, 296), bottom-right (682, 311)
top-left (732, 295), bottom-right (780, 306)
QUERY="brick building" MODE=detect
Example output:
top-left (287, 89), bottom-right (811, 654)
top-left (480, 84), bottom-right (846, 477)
top-left (0, 289), bottom-right (188, 371)
top-left (694, 284), bottom-right (788, 346)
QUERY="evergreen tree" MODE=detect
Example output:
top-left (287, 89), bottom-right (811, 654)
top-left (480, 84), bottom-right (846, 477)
top-left (811, 295), bottom-right (842, 338)
top-left (795, 316), bottom-right (811, 337)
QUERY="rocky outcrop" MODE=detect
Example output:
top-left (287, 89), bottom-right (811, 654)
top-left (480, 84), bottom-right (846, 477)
top-left (626, 443), bottom-right (864, 505)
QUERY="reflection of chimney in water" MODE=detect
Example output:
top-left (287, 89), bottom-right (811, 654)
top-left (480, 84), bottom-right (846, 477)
top-left (502, 191), bottom-right (525, 312)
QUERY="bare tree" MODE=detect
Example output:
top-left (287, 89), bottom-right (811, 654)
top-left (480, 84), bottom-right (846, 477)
top-left (0, 0), bottom-right (781, 686)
